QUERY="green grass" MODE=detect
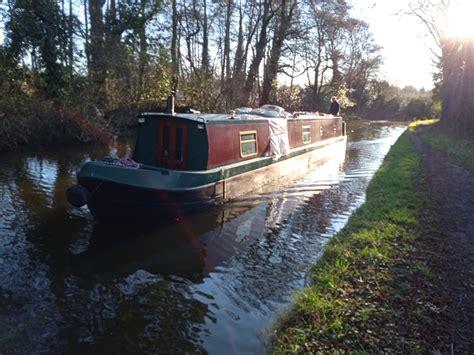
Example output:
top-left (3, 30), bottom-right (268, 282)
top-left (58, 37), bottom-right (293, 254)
top-left (416, 123), bottom-right (474, 172)
top-left (272, 127), bottom-right (448, 352)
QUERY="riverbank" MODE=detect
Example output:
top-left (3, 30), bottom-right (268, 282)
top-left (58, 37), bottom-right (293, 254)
top-left (0, 92), bottom-right (159, 152)
top-left (0, 97), bottom-right (110, 151)
top-left (272, 121), bottom-right (474, 353)
top-left (0, 98), bottom-right (194, 153)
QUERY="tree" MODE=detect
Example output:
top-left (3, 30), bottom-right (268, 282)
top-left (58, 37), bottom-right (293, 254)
top-left (4, 0), bottom-right (70, 98)
top-left (342, 19), bottom-right (382, 113)
top-left (260, 0), bottom-right (297, 105)
top-left (170, 0), bottom-right (179, 94)
top-left (0, 0), bottom-right (391, 147)
top-left (408, 0), bottom-right (474, 131)
top-left (364, 80), bottom-right (434, 120)
top-left (242, 0), bottom-right (275, 105)
top-left (88, 0), bottom-right (106, 103)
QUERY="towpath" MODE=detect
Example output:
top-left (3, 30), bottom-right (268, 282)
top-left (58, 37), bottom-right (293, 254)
top-left (412, 131), bottom-right (474, 353)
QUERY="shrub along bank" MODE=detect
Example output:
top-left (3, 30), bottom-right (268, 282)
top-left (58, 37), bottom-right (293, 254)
top-left (272, 122), bottom-right (455, 352)
top-left (0, 95), bottom-right (107, 152)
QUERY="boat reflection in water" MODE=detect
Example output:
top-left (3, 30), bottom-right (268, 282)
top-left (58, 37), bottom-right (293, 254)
top-left (71, 137), bottom-right (346, 284)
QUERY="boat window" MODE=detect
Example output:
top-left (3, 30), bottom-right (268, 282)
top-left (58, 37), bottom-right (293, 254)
top-left (162, 125), bottom-right (170, 158)
top-left (175, 127), bottom-right (184, 161)
top-left (240, 131), bottom-right (257, 157)
top-left (302, 125), bottom-right (311, 144)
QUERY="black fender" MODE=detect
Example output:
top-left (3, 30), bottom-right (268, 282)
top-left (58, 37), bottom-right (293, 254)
top-left (66, 184), bottom-right (90, 208)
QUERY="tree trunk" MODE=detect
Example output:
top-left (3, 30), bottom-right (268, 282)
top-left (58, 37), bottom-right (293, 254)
top-left (223, 0), bottom-right (232, 81)
top-left (243, 0), bottom-right (274, 106)
top-left (202, 0), bottom-right (210, 72)
top-left (137, 0), bottom-right (148, 101)
top-left (232, 4), bottom-right (245, 79)
top-left (88, 0), bottom-right (106, 104)
top-left (68, 0), bottom-right (74, 87)
top-left (330, 49), bottom-right (342, 90)
top-left (220, 0), bottom-right (233, 107)
top-left (84, 0), bottom-right (91, 85)
top-left (171, 0), bottom-right (179, 93)
top-left (260, 0), bottom-right (295, 105)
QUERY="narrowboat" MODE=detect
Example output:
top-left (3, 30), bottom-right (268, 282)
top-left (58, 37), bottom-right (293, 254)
top-left (66, 105), bottom-right (346, 218)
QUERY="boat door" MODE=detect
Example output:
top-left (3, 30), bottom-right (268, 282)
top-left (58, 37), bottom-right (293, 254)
top-left (157, 122), bottom-right (188, 169)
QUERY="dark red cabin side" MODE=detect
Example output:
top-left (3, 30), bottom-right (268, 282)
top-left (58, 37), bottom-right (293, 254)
top-left (287, 118), bottom-right (342, 148)
top-left (206, 121), bottom-right (271, 169)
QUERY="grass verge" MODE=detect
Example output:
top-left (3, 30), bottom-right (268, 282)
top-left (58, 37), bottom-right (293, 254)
top-left (412, 121), bottom-right (474, 172)
top-left (272, 125), bottom-right (450, 352)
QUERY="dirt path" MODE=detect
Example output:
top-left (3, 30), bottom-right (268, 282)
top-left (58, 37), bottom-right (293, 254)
top-left (412, 132), bottom-right (474, 353)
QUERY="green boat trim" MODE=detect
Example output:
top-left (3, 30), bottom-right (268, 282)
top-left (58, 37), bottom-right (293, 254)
top-left (79, 136), bottom-right (344, 192)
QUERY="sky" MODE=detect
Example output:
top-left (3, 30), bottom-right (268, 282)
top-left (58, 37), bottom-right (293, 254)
top-left (0, 1), bottom-right (436, 90)
top-left (351, 0), bottom-right (436, 90)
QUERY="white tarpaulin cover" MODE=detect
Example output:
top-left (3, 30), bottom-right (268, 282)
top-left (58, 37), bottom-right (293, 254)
top-left (268, 118), bottom-right (290, 160)
top-left (234, 105), bottom-right (293, 118)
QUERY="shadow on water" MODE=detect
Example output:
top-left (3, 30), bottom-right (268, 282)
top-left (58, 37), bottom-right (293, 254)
top-left (0, 121), bottom-right (406, 353)
top-left (70, 201), bottom-right (262, 282)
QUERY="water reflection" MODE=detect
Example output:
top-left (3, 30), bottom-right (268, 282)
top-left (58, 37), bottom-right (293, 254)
top-left (0, 121), bottom-right (405, 353)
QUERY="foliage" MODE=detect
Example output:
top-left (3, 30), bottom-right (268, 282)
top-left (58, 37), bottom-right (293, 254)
top-left (0, 44), bottom-right (107, 150)
top-left (287, 0), bottom-right (382, 113)
top-left (138, 45), bottom-right (173, 104)
top-left (408, 0), bottom-right (474, 131)
top-left (3, 0), bottom-right (70, 98)
top-left (0, 0), bottom-right (440, 149)
top-left (0, 82), bottom-right (98, 151)
top-left (364, 81), bottom-right (437, 120)
top-left (274, 85), bottom-right (302, 113)
top-left (333, 83), bottom-right (355, 110)
top-left (180, 69), bottom-right (218, 113)
top-left (273, 129), bottom-right (451, 352)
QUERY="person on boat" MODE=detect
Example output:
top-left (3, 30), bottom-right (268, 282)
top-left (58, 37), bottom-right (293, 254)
top-left (329, 96), bottom-right (340, 116)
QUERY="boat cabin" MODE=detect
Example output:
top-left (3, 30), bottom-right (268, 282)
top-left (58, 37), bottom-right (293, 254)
top-left (132, 112), bottom-right (344, 171)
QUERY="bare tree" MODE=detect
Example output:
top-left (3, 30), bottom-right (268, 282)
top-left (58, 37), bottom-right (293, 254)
top-left (88, 0), bottom-right (106, 103)
top-left (243, 0), bottom-right (275, 105)
top-left (260, 0), bottom-right (297, 105)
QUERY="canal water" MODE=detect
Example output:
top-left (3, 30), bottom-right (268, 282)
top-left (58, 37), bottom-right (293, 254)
top-left (0, 121), bottom-right (405, 353)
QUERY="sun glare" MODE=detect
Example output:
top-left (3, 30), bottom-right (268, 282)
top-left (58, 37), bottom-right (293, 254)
top-left (445, 0), bottom-right (474, 39)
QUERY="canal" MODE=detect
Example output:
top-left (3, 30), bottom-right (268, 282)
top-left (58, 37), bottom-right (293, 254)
top-left (0, 121), bottom-right (405, 353)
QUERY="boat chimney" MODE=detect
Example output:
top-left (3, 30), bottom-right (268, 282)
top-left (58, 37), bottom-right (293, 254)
top-left (166, 95), bottom-right (175, 115)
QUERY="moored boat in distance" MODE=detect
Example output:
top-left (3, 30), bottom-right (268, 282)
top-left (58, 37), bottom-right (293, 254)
top-left (66, 105), bottom-right (347, 219)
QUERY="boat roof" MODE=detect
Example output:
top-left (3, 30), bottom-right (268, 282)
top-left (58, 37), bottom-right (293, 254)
top-left (138, 112), bottom-right (339, 123)
top-left (139, 112), bottom-right (284, 123)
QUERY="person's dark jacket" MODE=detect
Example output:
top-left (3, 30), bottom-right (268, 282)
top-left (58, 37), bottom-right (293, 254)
top-left (329, 100), bottom-right (340, 115)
